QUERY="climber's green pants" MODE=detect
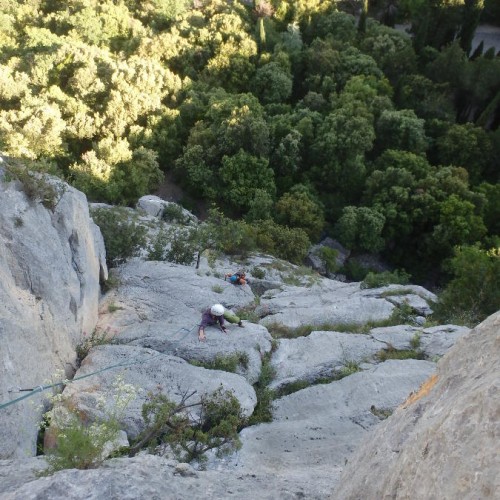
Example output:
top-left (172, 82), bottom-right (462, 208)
top-left (223, 310), bottom-right (241, 325)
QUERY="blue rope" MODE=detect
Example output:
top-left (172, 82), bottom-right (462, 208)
top-left (1, 321), bottom-right (201, 411)
top-left (0, 345), bottom-right (172, 411)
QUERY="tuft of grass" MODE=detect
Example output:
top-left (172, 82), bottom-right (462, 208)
top-left (275, 379), bottom-right (310, 397)
top-left (108, 302), bottom-right (123, 313)
top-left (251, 266), bottom-right (266, 279)
top-left (211, 284), bottom-right (224, 294)
top-left (379, 288), bottom-right (416, 298)
top-left (190, 352), bottom-right (249, 373)
top-left (282, 274), bottom-right (302, 286)
top-left (376, 347), bottom-right (425, 362)
top-left (76, 329), bottom-right (112, 364)
top-left (370, 405), bottom-right (393, 420)
top-left (245, 353), bottom-right (276, 426)
top-left (410, 332), bottom-right (422, 350)
top-left (275, 360), bottom-right (361, 398)
top-left (102, 272), bottom-right (121, 292)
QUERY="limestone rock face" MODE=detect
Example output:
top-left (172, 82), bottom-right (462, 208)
top-left (0, 175), bottom-right (106, 458)
top-left (95, 260), bottom-right (270, 383)
top-left (332, 311), bottom-right (500, 500)
top-left (0, 454), bottom-right (316, 500)
top-left (230, 360), bottom-right (436, 498)
top-left (59, 344), bottom-right (257, 440)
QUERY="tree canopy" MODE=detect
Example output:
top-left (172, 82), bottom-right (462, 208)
top-left (1, 0), bottom-right (500, 310)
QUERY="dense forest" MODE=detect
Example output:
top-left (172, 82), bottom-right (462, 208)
top-left (1, 0), bottom-right (500, 324)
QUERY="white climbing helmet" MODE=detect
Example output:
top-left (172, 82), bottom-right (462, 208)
top-left (210, 304), bottom-right (225, 316)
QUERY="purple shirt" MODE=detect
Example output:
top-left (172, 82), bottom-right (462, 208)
top-left (199, 309), bottom-right (225, 329)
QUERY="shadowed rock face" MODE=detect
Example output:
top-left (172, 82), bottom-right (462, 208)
top-left (332, 311), bottom-right (500, 500)
top-left (0, 176), bottom-right (106, 459)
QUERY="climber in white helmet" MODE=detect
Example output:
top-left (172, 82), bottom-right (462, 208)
top-left (198, 303), bottom-right (243, 342)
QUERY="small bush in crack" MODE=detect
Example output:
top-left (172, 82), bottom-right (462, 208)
top-left (91, 207), bottom-right (147, 267)
top-left (130, 387), bottom-right (244, 463)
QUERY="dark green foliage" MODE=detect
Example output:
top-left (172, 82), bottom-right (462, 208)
top-left (2, 0), bottom-right (500, 312)
top-left (246, 353), bottom-right (276, 426)
top-left (252, 220), bottom-right (311, 264)
top-left (91, 207), bottom-right (148, 267)
top-left (320, 247), bottom-right (339, 274)
top-left (131, 388), bottom-right (244, 462)
top-left (274, 186), bottom-right (325, 241)
top-left (376, 347), bottom-right (425, 361)
top-left (361, 269), bottom-right (411, 289)
top-left (190, 353), bottom-right (249, 373)
top-left (161, 203), bottom-right (189, 224)
top-left (433, 245), bottom-right (500, 326)
top-left (334, 206), bottom-right (385, 253)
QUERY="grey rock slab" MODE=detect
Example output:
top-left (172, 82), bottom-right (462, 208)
top-left (136, 195), bottom-right (197, 223)
top-left (0, 454), bottom-right (317, 500)
top-left (0, 457), bottom-right (48, 496)
top-left (270, 331), bottom-right (382, 389)
top-left (129, 321), bottom-right (272, 385)
top-left (259, 279), bottom-right (395, 328)
top-left (0, 177), bottom-right (105, 458)
top-left (370, 325), bottom-right (422, 350)
top-left (420, 324), bottom-right (470, 358)
top-left (95, 260), bottom-right (267, 382)
top-left (230, 360), bottom-right (436, 498)
top-left (385, 293), bottom-right (434, 316)
top-left (333, 311), bottom-right (500, 500)
top-left (96, 259), bottom-right (255, 341)
top-left (60, 344), bottom-right (256, 440)
top-left (362, 284), bottom-right (437, 303)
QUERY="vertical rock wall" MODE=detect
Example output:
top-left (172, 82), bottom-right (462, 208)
top-left (332, 311), bottom-right (500, 499)
top-left (0, 174), bottom-right (107, 458)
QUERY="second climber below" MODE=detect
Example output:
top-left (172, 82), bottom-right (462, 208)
top-left (198, 303), bottom-right (244, 342)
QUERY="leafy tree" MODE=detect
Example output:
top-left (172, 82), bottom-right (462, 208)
top-left (219, 149), bottom-right (276, 215)
top-left (334, 206), bottom-right (386, 253)
top-left (435, 123), bottom-right (493, 184)
top-left (458, 0), bottom-right (484, 55)
top-left (303, 10), bottom-right (357, 45)
top-left (252, 61), bottom-right (293, 104)
top-left (476, 182), bottom-right (500, 235)
top-left (434, 245), bottom-right (500, 325)
top-left (245, 188), bottom-right (274, 222)
top-left (274, 185), bottom-right (325, 240)
top-left (362, 149), bottom-right (484, 272)
top-left (396, 74), bottom-right (455, 121)
top-left (431, 194), bottom-right (487, 254)
top-left (375, 109), bottom-right (428, 155)
top-left (130, 387), bottom-right (244, 463)
top-left (91, 207), bottom-right (148, 267)
top-left (175, 91), bottom-right (271, 211)
top-left (252, 219), bottom-right (310, 263)
top-left (110, 147), bottom-right (164, 205)
top-left (360, 21), bottom-right (417, 85)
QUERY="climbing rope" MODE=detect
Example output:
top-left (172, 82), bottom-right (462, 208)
top-left (0, 351), bottom-right (166, 411)
top-left (1, 322), bottom-right (200, 411)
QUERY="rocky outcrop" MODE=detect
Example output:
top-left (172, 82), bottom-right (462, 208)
top-left (0, 454), bottom-right (314, 500)
top-left (229, 360), bottom-right (436, 498)
top-left (0, 186), bottom-right (485, 498)
top-left (332, 311), bottom-right (500, 500)
top-left (0, 172), bottom-right (106, 458)
top-left (59, 344), bottom-right (257, 440)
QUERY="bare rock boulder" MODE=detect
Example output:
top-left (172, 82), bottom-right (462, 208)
top-left (333, 311), bottom-right (500, 500)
